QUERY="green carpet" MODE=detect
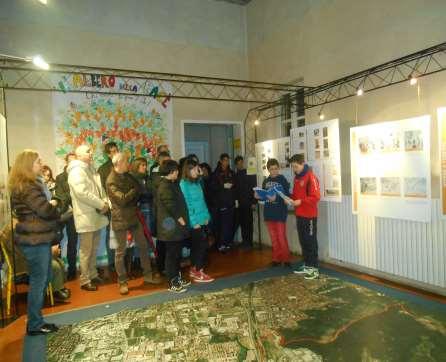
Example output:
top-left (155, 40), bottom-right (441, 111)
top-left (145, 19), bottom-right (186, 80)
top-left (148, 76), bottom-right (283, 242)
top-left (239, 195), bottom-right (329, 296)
top-left (46, 273), bottom-right (446, 361)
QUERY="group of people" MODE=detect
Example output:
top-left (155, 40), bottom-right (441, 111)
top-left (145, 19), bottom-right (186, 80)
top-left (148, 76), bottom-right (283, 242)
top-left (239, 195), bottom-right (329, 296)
top-left (8, 141), bottom-right (321, 336)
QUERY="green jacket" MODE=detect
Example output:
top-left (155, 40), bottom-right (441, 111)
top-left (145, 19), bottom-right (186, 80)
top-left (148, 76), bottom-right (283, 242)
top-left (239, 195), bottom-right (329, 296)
top-left (106, 170), bottom-right (141, 231)
top-left (155, 178), bottom-right (189, 241)
top-left (55, 170), bottom-right (71, 210)
top-left (98, 159), bottom-right (113, 191)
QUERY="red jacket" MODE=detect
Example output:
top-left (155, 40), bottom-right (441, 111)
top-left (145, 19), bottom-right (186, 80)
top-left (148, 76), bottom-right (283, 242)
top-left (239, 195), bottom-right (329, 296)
top-left (292, 165), bottom-right (320, 218)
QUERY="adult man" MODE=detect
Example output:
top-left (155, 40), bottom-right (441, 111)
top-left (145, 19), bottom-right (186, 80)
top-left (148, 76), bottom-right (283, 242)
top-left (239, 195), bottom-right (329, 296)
top-left (233, 156), bottom-right (256, 249)
top-left (68, 145), bottom-right (109, 291)
top-left (106, 153), bottom-right (161, 295)
top-left (98, 141), bottom-right (119, 273)
top-left (149, 144), bottom-right (169, 176)
top-left (55, 152), bottom-right (78, 280)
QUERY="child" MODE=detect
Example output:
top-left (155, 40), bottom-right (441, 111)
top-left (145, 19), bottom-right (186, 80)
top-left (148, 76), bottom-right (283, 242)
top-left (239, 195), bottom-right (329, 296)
top-left (289, 154), bottom-right (321, 280)
top-left (180, 159), bottom-right (214, 283)
top-left (255, 158), bottom-right (291, 267)
top-left (155, 160), bottom-right (191, 293)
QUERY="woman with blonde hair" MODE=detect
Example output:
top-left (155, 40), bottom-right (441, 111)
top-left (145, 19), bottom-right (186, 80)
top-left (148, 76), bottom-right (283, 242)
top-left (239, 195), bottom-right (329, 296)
top-left (9, 149), bottom-right (61, 335)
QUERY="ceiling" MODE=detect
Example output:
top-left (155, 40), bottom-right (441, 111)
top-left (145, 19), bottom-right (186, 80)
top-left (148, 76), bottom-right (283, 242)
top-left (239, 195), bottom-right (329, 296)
top-left (215, 0), bottom-right (252, 5)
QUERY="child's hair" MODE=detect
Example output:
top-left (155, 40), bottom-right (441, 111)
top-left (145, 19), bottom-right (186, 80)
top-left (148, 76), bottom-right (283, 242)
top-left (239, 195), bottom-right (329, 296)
top-left (182, 159), bottom-right (199, 181)
top-left (41, 165), bottom-right (55, 182)
top-left (104, 141), bottom-right (118, 155)
top-left (289, 154), bottom-right (305, 164)
top-left (220, 153), bottom-right (230, 161)
top-left (131, 157), bottom-right (147, 173)
top-left (266, 158), bottom-right (279, 170)
top-left (200, 162), bottom-right (211, 175)
top-left (234, 155), bottom-right (244, 164)
top-left (160, 159), bottom-right (179, 176)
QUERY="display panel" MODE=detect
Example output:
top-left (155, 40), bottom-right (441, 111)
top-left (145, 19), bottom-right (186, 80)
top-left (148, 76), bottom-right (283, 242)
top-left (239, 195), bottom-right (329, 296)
top-left (350, 115), bottom-right (431, 222)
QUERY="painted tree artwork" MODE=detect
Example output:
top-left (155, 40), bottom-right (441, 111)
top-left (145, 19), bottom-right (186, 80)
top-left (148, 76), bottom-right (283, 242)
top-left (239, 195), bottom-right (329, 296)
top-left (53, 93), bottom-right (173, 169)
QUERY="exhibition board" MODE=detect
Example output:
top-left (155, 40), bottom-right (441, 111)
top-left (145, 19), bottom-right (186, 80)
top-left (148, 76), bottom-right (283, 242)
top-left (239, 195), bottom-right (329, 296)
top-left (350, 115), bottom-right (431, 222)
top-left (290, 119), bottom-right (342, 202)
top-left (438, 108), bottom-right (446, 219)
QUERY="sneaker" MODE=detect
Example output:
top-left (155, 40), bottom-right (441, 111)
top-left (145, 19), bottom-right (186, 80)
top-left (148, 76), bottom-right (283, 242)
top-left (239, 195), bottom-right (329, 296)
top-left (119, 282), bottom-right (129, 295)
top-left (217, 245), bottom-right (227, 253)
top-left (179, 278), bottom-right (191, 287)
top-left (192, 270), bottom-right (214, 283)
top-left (304, 268), bottom-right (320, 280)
top-left (189, 267), bottom-right (200, 279)
top-left (293, 265), bottom-right (309, 274)
top-left (168, 283), bottom-right (187, 293)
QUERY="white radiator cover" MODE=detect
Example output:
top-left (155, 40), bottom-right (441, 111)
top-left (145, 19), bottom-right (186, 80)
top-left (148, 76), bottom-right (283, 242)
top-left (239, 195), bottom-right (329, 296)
top-left (327, 196), bottom-right (446, 288)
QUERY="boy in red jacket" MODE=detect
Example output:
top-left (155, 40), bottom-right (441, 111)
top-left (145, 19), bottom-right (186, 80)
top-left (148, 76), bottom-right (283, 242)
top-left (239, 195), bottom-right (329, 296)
top-left (288, 154), bottom-right (321, 279)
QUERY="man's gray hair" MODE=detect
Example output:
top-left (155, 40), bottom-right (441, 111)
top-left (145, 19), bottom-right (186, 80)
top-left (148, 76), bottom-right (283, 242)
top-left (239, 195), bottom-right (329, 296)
top-left (112, 152), bottom-right (127, 166)
top-left (75, 144), bottom-right (90, 157)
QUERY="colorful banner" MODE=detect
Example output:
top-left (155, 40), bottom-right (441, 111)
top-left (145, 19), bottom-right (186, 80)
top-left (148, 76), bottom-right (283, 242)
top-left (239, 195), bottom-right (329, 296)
top-left (53, 92), bottom-right (173, 170)
top-left (438, 108), bottom-right (446, 218)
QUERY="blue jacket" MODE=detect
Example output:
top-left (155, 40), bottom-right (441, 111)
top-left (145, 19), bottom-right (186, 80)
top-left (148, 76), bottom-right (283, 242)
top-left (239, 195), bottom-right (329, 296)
top-left (180, 179), bottom-right (211, 227)
top-left (262, 174), bottom-right (290, 222)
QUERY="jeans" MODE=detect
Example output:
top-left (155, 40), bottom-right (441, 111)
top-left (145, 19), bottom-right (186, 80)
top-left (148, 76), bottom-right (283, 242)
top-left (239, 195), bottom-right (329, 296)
top-left (164, 240), bottom-right (183, 284)
top-left (105, 223), bottom-right (115, 268)
top-left (266, 221), bottom-right (290, 263)
top-left (190, 227), bottom-right (209, 270)
top-left (296, 217), bottom-right (319, 267)
top-left (19, 243), bottom-right (52, 331)
top-left (65, 217), bottom-right (78, 277)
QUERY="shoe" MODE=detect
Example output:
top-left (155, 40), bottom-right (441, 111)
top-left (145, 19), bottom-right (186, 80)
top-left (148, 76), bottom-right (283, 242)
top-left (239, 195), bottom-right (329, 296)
top-left (217, 245), bottom-right (227, 253)
top-left (143, 274), bottom-right (162, 285)
top-left (189, 267), bottom-right (200, 279)
top-left (192, 270), bottom-right (214, 283)
top-left (270, 261), bottom-right (280, 267)
top-left (119, 282), bottom-right (129, 295)
top-left (283, 262), bottom-right (292, 268)
top-left (27, 323), bottom-right (59, 336)
top-left (61, 287), bottom-right (71, 298)
top-left (304, 268), bottom-right (320, 280)
top-left (53, 290), bottom-right (70, 303)
top-left (168, 283), bottom-right (187, 293)
top-left (80, 282), bottom-right (97, 291)
top-left (293, 264), bottom-right (309, 274)
top-left (91, 277), bottom-right (104, 285)
top-left (179, 278), bottom-right (191, 287)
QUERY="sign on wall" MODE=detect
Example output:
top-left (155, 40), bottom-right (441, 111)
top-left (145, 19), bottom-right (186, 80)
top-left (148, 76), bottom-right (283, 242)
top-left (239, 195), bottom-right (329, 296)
top-left (53, 91), bottom-right (173, 171)
top-left (255, 137), bottom-right (292, 186)
top-left (350, 115), bottom-right (431, 222)
top-left (290, 119), bottom-right (342, 202)
top-left (438, 108), bottom-right (446, 218)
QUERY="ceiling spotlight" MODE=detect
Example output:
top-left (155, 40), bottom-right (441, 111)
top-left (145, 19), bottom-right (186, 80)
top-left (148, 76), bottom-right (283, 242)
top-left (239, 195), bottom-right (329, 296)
top-left (318, 112), bottom-right (325, 120)
top-left (254, 119), bottom-right (260, 126)
top-left (32, 55), bottom-right (50, 70)
top-left (409, 76), bottom-right (418, 86)
top-left (37, 0), bottom-right (48, 4)
top-left (357, 88), bottom-right (364, 96)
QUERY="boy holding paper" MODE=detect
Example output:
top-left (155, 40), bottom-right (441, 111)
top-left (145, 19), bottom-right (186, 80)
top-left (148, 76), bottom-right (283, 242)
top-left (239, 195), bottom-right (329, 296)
top-left (255, 158), bottom-right (291, 266)
top-left (289, 154), bottom-right (321, 280)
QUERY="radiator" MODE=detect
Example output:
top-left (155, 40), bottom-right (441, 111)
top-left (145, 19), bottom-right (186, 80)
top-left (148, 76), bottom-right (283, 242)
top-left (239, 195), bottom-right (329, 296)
top-left (327, 196), bottom-right (446, 288)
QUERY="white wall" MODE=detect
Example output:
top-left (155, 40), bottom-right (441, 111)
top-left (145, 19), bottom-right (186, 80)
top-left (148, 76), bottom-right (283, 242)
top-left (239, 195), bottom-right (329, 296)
top-left (247, 0), bottom-right (446, 291)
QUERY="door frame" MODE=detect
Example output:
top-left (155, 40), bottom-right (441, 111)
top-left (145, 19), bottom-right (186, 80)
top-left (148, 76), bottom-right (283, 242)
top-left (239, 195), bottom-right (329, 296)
top-left (180, 120), bottom-right (245, 158)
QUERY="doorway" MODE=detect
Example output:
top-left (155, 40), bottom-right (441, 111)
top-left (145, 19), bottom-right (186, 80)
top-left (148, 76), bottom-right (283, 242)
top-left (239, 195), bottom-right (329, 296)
top-left (181, 121), bottom-right (243, 169)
